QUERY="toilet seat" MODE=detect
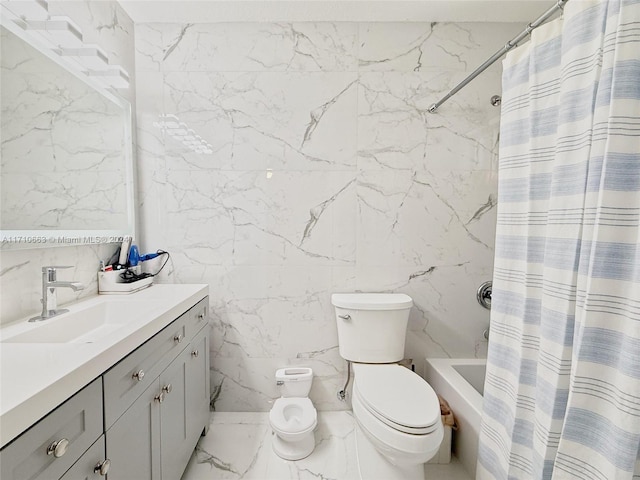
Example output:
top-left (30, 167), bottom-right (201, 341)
top-left (269, 397), bottom-right (317, 434)
top-left (353, 364), bottom-right (440, 435)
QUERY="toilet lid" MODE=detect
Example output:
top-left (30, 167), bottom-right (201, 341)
top-left (269, 397), bottom-right (317, 433)
top-left (353, 364), bottom-right (440, 434)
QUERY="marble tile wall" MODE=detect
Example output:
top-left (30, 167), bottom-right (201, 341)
top-left (135, 21), bottom-right (521, 411)
top-left (0, 1), bottom-right (135, 325)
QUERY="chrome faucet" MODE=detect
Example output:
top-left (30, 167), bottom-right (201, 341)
top-left (29, 266), bottom-right (85, 322)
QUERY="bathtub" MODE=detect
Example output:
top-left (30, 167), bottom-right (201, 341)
top-left (425, 358), bottom-right (486, 478)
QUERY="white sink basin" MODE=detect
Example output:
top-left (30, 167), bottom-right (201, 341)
top-left (2, 301), bottom-right (152, 344)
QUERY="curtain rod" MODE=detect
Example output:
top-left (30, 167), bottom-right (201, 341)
top-left (428, 0), bottom-right (569, 114)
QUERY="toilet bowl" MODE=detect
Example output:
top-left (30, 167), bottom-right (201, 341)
top-left (331, 293), bottom-right (444, 480)
top-left (268, 368), bottom-right (317, 460)
top-left (352, 364), bottom-right (443, 468)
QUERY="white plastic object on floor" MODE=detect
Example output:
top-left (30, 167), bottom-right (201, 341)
top-left (427, 423), bottom-right (452, 464)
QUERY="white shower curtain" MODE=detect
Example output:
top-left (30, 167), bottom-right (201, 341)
top-left (478, 1), bottom-right (640, 479)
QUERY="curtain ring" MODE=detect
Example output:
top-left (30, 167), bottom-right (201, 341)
top-left (556, 0), bottom-right (566, 10)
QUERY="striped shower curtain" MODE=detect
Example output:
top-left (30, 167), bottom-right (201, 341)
top-left (478, 1), bottom-right (640, 479)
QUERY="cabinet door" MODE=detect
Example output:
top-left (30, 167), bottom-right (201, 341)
top-left (159, 347), bottom-right (191, 480)
top-left (60, 436), bottom-right (107, 480)
top-left (186, 325), bottom-right (211, 443)
top-left (105, 380), bottom-right (161, 480)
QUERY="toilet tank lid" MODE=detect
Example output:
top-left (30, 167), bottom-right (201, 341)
top-left (275, 367), bottom-right (313, 381)
top-left (331, 293), bottom-right (413, 310)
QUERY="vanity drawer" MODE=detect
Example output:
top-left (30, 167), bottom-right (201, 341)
top-left (103, 313), bottom-right (188, 429)
top-left (0, 378), bottom-right (103, 480)
top-left (185, 297), bottom-right (208, 341)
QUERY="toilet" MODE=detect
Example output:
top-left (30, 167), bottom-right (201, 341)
top-left (331, 293), bottom-right (443, 480)
top-left (269, 367), bottom-right (317, 460)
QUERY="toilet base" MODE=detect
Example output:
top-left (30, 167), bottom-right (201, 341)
top-left (355, 424), bottom-right (424, 480)
top-left (272, 431), bottom-right (315, 461)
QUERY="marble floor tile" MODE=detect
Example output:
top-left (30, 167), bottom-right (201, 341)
top-left (181, 412), bottom-right (472, 480)
top-left (423, 462), bottom-right (474, 480)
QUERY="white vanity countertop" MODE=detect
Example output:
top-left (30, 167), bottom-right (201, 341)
top-left (0, 283), bottom-right (208, 448)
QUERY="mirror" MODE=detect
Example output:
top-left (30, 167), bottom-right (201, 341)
top-left (0, 18), bottom-right (134, 248)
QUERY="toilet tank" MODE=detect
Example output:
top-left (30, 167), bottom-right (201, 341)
top-left (331, 293), bottom-right (413, 363)
top-left (275, 367), bottom-right (313, 397)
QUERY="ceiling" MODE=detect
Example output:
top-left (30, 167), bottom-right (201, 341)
top-left (118, 0), bottom-right (554, 23)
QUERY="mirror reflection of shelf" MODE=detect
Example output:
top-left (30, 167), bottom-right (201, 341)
top-left (23, 17), bottom-right (84, 47)
top-left (88, 66), bottom-right (131, 90)
top-left (56, 45), bottom-right (110, 70)
top-left (3, 0), bottom-right (129, 89)
top-left (3, 0), bottom-right (49, 20)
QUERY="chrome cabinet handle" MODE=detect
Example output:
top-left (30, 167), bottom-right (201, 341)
top-left (94, 459), bottom-right (111, 476)
top-left (162, 384), bottom-right (172, 394)
top-left (132, 370), bottom-right (145, 381)
top-left (47, 438), bottom-right (69, 457)
top-left (174, 334), bottom-right (184, 344)
top-left (191, 350), bottom-right (199, 358)
top-left (197, 312), bottom-right (205, 320)
top-left (338, 314), bottom-right (351, 320)
top-left (154, 393), bottom-right (164, 403)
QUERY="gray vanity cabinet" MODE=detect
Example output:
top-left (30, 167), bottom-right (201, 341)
top-left (104, 297), bottom-right (210, 480)
top-left (0, 296), bottom-right (209, 480)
